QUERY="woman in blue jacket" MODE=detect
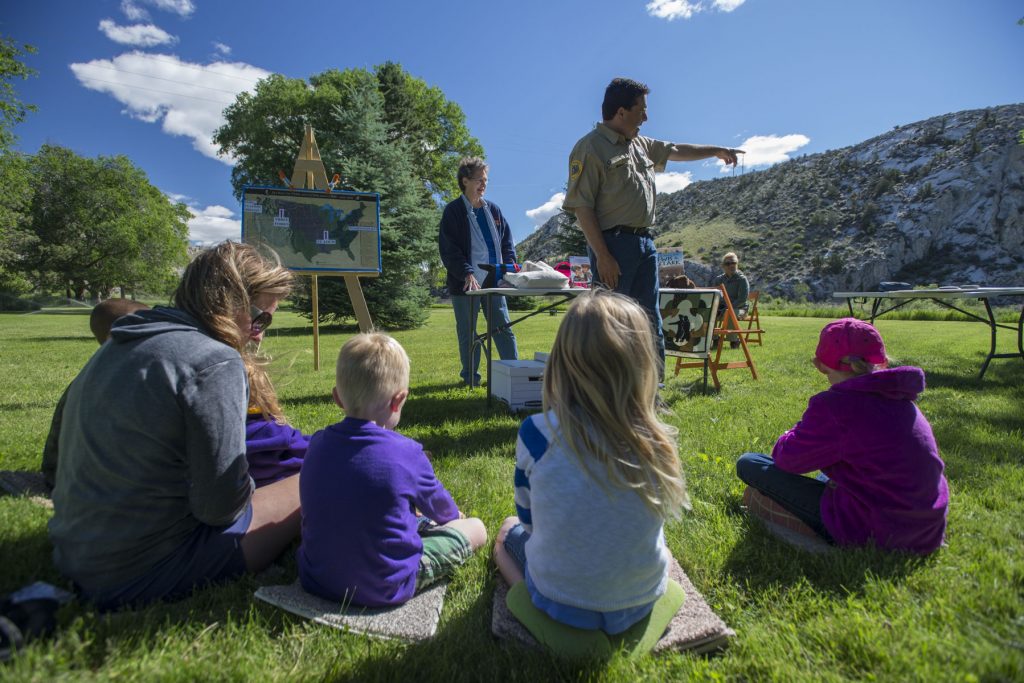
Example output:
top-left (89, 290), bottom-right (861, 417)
top-left (438, 157), bottom-right (519, 386)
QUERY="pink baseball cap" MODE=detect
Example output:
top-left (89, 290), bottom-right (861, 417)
top-left (815, 318), bottom-right (887, 371)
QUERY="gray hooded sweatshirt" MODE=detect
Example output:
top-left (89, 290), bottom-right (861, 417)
top-left (48, 307), bottom-right (254, 592)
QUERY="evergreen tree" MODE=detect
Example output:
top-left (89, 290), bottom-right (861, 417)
top-left (215, 64), bottom-right (480, 328)
top-left (290, 72), bottom-right (435, 328)
top-left (551, 210), bottom-right (588, 260)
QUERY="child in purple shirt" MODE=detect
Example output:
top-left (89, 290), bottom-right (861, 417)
top-left (736, 318), bottom-right (949, 555)
top-left (242, 355), bottom-right (308, 488)
top-left (297, 333), bottom-right (487, 607)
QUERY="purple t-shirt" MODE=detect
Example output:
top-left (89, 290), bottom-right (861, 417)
top-left (772, 366), bottom-right (949, 554)
top-left (297, 418), bottom-right (460, 606)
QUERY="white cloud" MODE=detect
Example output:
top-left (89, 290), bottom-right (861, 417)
top-left (212, 42), bottom-right (231, 56)
top-left (646, 0), bottom-right (701, 20)
top-left (655, 171), bottom-right (693, 194)
top-left (99, 19), bottom-right (177, 47)
top-left (526, 192), bottom-right (565, 228)
top-left (646, 0), bottom-right (746, 20)
top-left (70, 51), bottom-right (271, 162)
top-left (186, 204), bottom-right (240, 245)
top-left (122, 0), bottom-right (195, 20)
top-left (121, 0), bottom-right (149, 21)
top-left (722, 133), bottom-right (811, 171)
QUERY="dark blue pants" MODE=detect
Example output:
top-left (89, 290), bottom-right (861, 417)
top-left (735, 452), bottom-right (834, 542)
top-left (588, 230), bottom-right (665, 367)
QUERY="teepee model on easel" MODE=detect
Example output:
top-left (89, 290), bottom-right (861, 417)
top-left (282, 125), bottom-right (377, 369)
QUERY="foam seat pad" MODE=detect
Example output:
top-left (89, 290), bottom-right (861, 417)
top-left (505, 579), bottom-right (685, 660)
top-left (493, 556), bottom-right (734, 656)
top-left (760, 520), bottom-right (832, 554)
top-left (505, 582), bottom-right (612, 659)
top-left (254, 580), bottom-right (447, 642)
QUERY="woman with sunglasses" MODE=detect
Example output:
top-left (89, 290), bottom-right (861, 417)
top-left (49, 241), bottom-right (302, 610)
top-left (711, 251), bottom-right (750, 349)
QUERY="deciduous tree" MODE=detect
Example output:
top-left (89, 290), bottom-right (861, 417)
top-left (0, 36), bottom-right (37, 294)
top-left (18, 145), bottom-right (190, 300)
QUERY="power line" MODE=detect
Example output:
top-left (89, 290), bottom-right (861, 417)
top-left (75, 75), bottom-right (236, 106)
top-left (79, 61), bottom-right (258, 96)
top-left (92, 53), bottom-right (270, 84)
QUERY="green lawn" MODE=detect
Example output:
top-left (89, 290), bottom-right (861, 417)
top-left (1, 306), bottom-right (1022, 681)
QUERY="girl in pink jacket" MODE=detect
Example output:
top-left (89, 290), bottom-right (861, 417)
top-left (736, 318), bottom-right (949, 554)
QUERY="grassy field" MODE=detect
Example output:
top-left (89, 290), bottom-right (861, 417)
top-left (1, 306), bottom-right (1022, 681)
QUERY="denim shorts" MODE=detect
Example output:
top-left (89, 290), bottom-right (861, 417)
top-left (86, 503), bottom-right (253, 611)
top-left (502, 522), bottom-right (656, 634)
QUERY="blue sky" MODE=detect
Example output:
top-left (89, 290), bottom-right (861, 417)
top-left (5, 1), bottom-right (1023, 245)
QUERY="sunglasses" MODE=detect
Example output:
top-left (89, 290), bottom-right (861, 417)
top-left (723, 261), bottom-right (738, 266)
top-left (250, 305), bottom-right (273, 334)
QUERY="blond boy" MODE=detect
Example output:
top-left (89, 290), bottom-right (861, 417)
top-left (297, 333), bottom-right (486, 607)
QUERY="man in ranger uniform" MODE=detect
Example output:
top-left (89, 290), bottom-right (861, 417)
top-left (562, 77), bottom-right (742, 364)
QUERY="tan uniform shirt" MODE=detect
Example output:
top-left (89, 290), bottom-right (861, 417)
top-left (562, 123), bottom-right (673, 231)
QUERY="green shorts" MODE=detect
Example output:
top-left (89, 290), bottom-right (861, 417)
top-left (415, 524), bottom-right (472, 592)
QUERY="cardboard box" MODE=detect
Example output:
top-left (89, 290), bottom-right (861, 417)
top-left (492, 360), bottom-right (544, 411)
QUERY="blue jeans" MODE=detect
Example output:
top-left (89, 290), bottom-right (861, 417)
top-left (735, 452), bottom-right (834, 541)
top-left (452, 294), bottom-right (518, 385)
top-left (587, 230), bottom-right (665, 366)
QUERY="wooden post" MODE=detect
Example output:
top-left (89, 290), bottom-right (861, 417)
top-left (287, 125), bottom-right (375, 369)
top-left (312, 273), bottom-right (320, 371)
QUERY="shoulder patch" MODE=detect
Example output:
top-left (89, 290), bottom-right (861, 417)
top-left (569, 159), bottom-right (583, 181)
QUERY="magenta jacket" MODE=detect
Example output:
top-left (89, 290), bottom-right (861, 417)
top-left (772, 366), bottom-right (948, 554)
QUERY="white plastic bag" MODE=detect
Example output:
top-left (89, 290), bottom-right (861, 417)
top-left (502, 260), bottom-right (570, 289)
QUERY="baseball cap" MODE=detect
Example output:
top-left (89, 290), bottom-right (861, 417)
top-left (815, 318), bottom-right (887, 371)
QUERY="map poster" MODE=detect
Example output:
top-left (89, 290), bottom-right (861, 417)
top-left (241, 186), bottom-right (381, 273)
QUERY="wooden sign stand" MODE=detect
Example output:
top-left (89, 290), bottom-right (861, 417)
top-left (287, 124), bottom-right (376, 370)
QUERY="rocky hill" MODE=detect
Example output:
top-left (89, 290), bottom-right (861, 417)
top-left (518, 103), bottom-right (1024, 300)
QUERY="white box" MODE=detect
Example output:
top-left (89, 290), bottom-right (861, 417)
top-left (492, 360), bottom-right (544, 411)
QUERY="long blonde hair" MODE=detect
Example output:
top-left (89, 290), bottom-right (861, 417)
top-left (246, 354), bottom-right (286, 423)
top-left (174, 241), bottom-right (293, 352)
top-left (543, 290), bottom-right (689, 518)
top-left (175, 241), bottom-right (294, 422)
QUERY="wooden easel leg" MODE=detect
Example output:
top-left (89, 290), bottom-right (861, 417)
top-left (740, 337), bottom-right (758, 380)
top-left (344, 275), bottom-right (373, 333)
top-left (312, 274), bottom-right (320, 371)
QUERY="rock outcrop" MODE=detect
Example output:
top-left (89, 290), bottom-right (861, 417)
top-left (518, 103), bottom-right (1024, 300)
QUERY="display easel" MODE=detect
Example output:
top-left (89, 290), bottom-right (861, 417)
top-left (286, 124), bottom-right (377, 369)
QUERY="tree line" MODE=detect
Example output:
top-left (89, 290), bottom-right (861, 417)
top-left (0, 37), bottom-right (190, 302)
top-left (2, 34), bottom-right (481, 327)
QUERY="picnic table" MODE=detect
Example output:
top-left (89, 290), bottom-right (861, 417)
top-left (832, 287), bottom-right (1024, 379)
